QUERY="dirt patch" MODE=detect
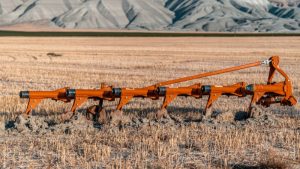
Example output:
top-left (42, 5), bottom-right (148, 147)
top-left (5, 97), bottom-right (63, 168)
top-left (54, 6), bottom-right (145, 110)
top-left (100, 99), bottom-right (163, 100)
top-left (5, 111), bottom-right (137, 135)
top-left (14, 114), bottom-right (48, 134)
top-left (4, 108), bottom-right (281, 135)
top-left (6, 113), bottom-right (97, 135)
top-left (110, 110), bottom-right (131, 126)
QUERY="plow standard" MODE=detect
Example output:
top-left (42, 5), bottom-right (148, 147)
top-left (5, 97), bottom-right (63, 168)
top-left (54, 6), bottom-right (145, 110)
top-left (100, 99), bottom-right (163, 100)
top-left (20, 56), bottom-right (297, 122)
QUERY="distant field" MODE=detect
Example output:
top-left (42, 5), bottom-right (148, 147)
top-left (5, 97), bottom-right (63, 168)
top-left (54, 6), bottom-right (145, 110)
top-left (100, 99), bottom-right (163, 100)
top-left (0, 37), bottom-right (299, 168)
top-left (0, 30), bottom-right (300, 37)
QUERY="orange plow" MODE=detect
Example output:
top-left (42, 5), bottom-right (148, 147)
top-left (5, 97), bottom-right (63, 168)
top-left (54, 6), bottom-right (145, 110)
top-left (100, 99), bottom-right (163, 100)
top-left (20, 56), bottom-right (297, 121)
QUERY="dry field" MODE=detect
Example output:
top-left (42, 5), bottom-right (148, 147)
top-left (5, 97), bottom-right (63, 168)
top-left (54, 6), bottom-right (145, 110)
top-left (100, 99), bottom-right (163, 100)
top-left (0, 37), bottom-right (299, 168)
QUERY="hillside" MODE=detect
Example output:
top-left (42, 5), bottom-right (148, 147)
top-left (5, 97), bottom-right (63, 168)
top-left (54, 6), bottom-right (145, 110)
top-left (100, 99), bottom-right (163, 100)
top-left (0, 0), bottom-right (299, 32)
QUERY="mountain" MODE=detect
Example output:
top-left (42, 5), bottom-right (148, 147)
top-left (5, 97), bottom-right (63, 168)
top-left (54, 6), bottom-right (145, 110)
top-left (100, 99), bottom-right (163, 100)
top-left (0, 0), bottom-right (299, 32)
top-left (52, 0), bottom-right (173, 30)
top-left (165, 0), bottom-right (300, 32)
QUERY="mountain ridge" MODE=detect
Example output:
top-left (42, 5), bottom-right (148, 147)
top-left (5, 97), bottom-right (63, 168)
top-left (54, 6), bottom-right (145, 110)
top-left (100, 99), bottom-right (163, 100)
top-left (0, 0), bottom-right (299, 32)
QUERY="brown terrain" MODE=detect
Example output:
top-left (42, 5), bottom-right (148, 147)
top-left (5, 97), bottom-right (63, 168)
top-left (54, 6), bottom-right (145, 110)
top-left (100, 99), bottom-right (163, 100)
top-left (0, 37), bottom-right (299, 168)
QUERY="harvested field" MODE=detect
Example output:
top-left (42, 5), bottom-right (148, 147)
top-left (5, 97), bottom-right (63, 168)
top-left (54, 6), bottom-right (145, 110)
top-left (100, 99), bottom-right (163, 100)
top-left (0, 37), bottom-right (299, 168)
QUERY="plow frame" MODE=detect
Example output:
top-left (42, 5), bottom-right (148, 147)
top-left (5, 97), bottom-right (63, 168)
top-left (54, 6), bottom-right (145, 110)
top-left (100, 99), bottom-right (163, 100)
top-left (20, 56), bottom-right (297, 120)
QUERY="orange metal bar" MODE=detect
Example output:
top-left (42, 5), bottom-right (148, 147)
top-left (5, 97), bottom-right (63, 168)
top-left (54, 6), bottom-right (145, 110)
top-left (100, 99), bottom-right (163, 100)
top-left (159, 84), bottom-right (202, 111)
top-left (119, 88), bottom-right (153, 97)
top-left (68, 84), bottom-right (114, 113)
top-left (161, 86), bottom-right (201, 97)
top-left (204, 82), bottom-right (246, 114)
top-left (152, 61), bottom-right (262, 87)
top-left (250, 83), bottom-right (285, 95)
top-left (20, 88), bottom-right (70, 115)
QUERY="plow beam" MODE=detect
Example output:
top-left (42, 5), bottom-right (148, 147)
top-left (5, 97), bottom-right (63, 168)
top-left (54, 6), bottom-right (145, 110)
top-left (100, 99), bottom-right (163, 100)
top-left (155, 84), bottom-right (202, 118)
top-left (19, 56), bottom-right (297, 121)
top-left (67, 85), bottom-right (114, 113)
top-left (115, 84), bottom-right (203, 111)
top-left (20, 88), bottom-right (70, 115)
top-left (63, 84), bottom-right (114, 120)
top-left (203, 82), bottom-right (246, 115)
top-left (115, 87), bottom-right (159, 110)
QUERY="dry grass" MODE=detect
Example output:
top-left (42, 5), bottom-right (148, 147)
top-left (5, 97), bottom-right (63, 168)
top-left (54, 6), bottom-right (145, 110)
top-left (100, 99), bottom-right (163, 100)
top-left (0, 37), bottom-right (299, 168)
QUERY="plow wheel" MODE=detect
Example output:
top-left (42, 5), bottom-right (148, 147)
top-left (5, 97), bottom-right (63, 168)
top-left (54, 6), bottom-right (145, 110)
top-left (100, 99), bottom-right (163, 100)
top-left (86, 105), bottom-right (108, 124)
